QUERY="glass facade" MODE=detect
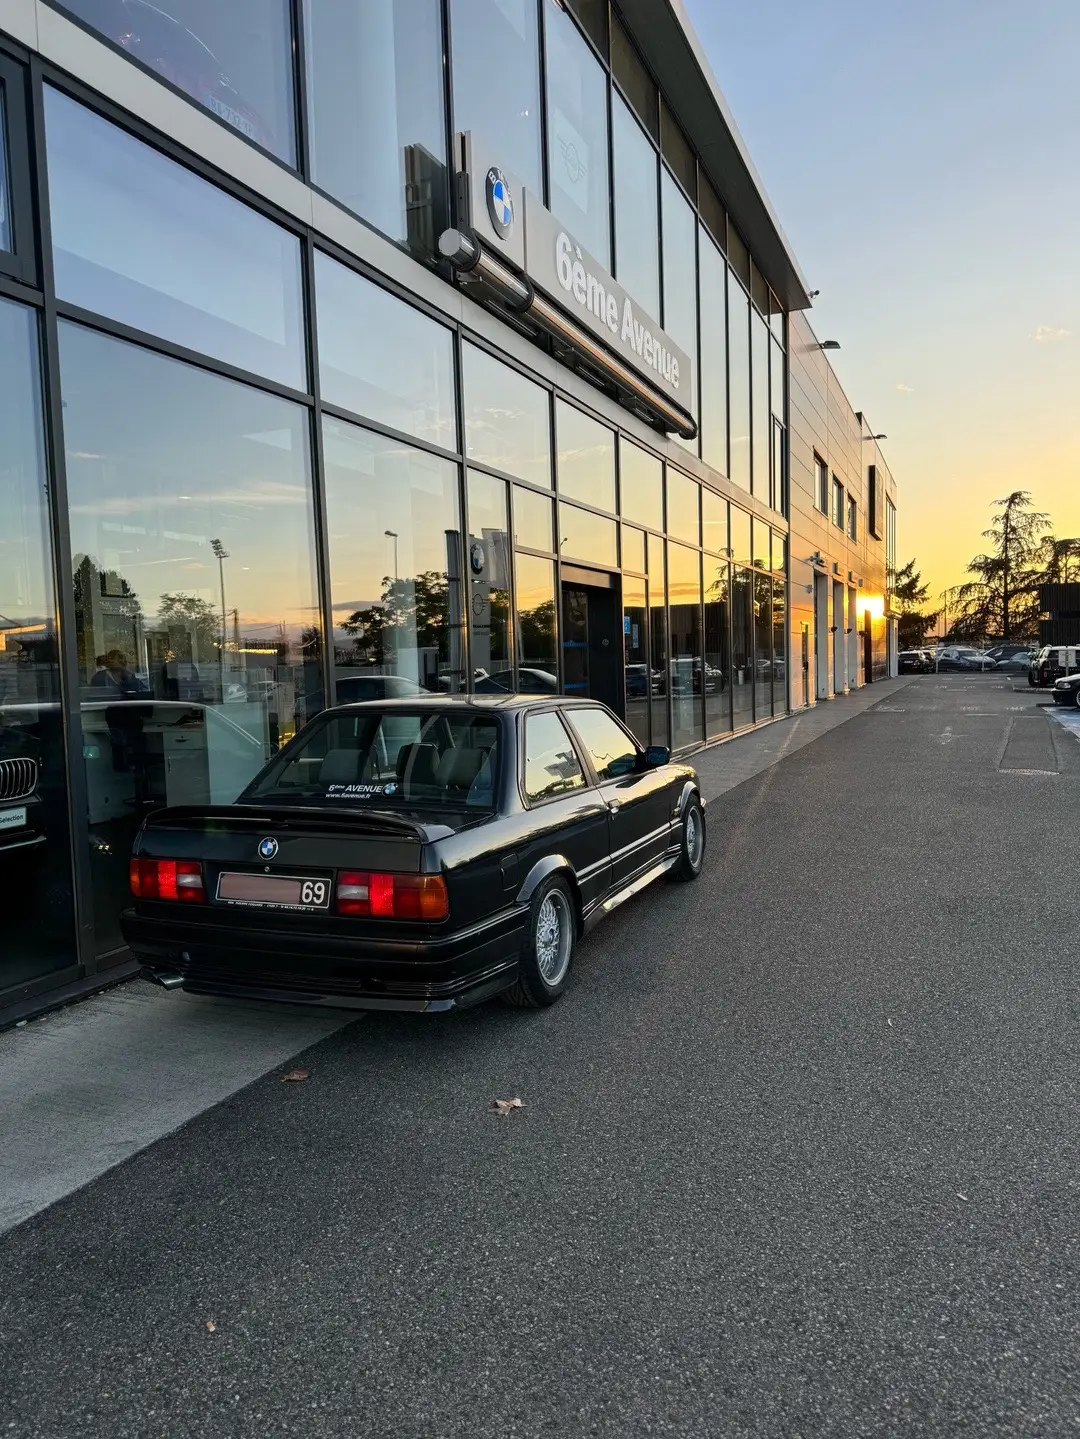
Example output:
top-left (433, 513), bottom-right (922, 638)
top-left (556, 402), bottom-right (616, 512)
top-left (451, 0), bottom-right (542, 195)
top-left (0, 85), bottom-right (10, 253)
top-left (305, 0), bottom-right (447, 254)
top-left (463, 344), bottom-right (552, 488)
top-left (661, 172), bottom-right (698, 449)
top-left (0, 300), bottom-right (76, 991)
top-left (46, 89), bottom-right (307, 389)
top-left (315, 250), bottom-right (456, 448)
top-left (62, 322), bottom-right (321, 954)
top-left (728, 270), bottom-right (751, 492)
top-left (0, 0), bottom-right (811, 1014)
top-left (612, 95), bottom-right (659, 319)
top-left (324, 419), bottom-right (465, 701)
top-left (57, 0), bottom-right (298, 163)
top-left (545, 0), bottom-right (610, 266)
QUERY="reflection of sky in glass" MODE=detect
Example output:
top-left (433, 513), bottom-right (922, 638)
top-left (666, 470), bottom-right (700, 546)
top-left (619, 440), bottom-right (663, 532)
top-left (450, 0), bottom-right (542, 196)
top-left (728, 271), bottom-right (751, 492)
top-left (661, 173), bottom-right (698, 393)
top-left (0, 87), bottom-right (10, 253)
top-left (463, 344), bottom-right (552, 488)
top-left (316, 251), bottom-right (456, 448)
top-left (545, 0), bottom-right (610, 266)
top-left (60, 323), bottom-right (318, 640)
top-left (612, 94), bottom-right (659, 319)
top-left (556, 401), bottom-right (615, 513)
top-left (699, 232), bottom-right (728, 478)
top-left (323, 417), bottom-right (459, 636)
top-left (46, 88), bottom-right (306, 389)
top-left (558, 503), bottom-right (617, 568)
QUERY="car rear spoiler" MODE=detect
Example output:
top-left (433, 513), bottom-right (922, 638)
top-left (141, 804), bottom-right (446, 842)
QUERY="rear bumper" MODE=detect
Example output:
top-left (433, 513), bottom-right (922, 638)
top-left (121, 907), bottom-right (527, 1013)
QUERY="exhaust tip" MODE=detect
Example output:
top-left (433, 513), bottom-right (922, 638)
top-left (141, 967), bottom-right (185, 991)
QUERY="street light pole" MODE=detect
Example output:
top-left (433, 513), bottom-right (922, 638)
top-left (210, 538), bottom-right (229, 692)
top-left (384, 529), bottom-right (399, 581)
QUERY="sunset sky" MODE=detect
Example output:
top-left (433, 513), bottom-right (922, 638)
top-left (685, 0), bottom-right (1080, 608)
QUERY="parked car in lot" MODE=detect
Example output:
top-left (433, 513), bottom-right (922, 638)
top-left (123, 696), bottom-right (706, 1012)
top-left (936, 646), bottom-right (994, 673)
top-left (898, 650), bottom-right (933, 674)
top-left (982, 643), bottom-right (1035, 674)
top-left (1030, 645), bottom-right (1080, 688)
top-left (1051, 671), bottom-right (1080, 707)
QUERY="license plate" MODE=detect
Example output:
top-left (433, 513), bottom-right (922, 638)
top-left (215, 872), bottom-right (332, 910)
top-left (0, 806), bottom-right (27, 832)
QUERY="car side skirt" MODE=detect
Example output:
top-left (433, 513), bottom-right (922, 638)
top-left (582, 851), bottom-right (681, 933)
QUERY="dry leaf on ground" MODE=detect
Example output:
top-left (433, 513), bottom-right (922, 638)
top-left (493, 1097), bottom-right (525, 1116)
top-left (281, 1069), bottom-right (309, 1083)
top-left (206, 1321), bottom-right (217, 1332)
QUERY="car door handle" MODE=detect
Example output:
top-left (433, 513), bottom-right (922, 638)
top-left (607, 799), bottom-right (622, 813)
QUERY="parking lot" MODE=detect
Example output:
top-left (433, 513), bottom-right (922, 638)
top-left (3, 675), bottom-right (1080, 1438)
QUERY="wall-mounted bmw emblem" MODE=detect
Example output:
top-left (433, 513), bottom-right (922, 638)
top-left (486, 167), bottom-right (514, 240)
top-left (469, 540), bottom-right (486, 575)
top-left (258, 837), bottom-right (279, 860)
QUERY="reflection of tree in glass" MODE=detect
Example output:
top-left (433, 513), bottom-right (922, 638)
top-left (706, 562), bottom-right (728, 599)
top-left (157, 592), bottom-right (219, 659)
top-left (300, 626), bottom-right (323, 659)
top-left (340, 571), bottom-right (450, 665)
top-left (518, 598), bottom-right (556, 668)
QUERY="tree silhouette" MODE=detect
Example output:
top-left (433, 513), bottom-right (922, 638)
top-left (952, 492), bottom-right (1049, 643)
top-left (892, 561), bottom-right (938, 649)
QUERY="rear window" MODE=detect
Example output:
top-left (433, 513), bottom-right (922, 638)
top-left (245, 710), bottom-right (500, 809)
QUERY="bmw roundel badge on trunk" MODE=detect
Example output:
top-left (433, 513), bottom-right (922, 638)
top-left (258, 837), bottom-right (278, 860)
top-left (486, 168), bottom-right (514, 239)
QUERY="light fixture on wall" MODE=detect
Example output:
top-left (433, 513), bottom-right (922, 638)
top-left (864, 432), bottom-right (887, 441)
top-left (815, 340), bottom-right (841, 351)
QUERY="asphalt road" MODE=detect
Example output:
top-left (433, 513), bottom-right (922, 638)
top-left (3, 677), bottom-right (1080, 1438)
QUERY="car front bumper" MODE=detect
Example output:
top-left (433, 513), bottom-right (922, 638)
top-left (121, 905), bottom-right (527, 1012)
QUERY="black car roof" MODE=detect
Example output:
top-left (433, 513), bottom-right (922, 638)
top-left (326, 693), bottom-right (583, 716)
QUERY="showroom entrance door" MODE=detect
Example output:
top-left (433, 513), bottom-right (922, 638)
top-left (560, 567), bottom-right (622, 714)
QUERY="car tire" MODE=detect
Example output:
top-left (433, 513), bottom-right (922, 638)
top-left (670, 794), bottom-right (706, 883)
top-left (502, 875), bottom-right (577, 1008)
top-left (1074, 690), bottom-right (1080, 710)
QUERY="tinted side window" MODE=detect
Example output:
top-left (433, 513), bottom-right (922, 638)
top-left (567, 706), bottom-right (638, 780)
top-left (524, 711), bottom-right (586, 803)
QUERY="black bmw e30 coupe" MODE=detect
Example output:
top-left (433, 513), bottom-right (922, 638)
top-left (123, 695), bottom-right (706, 1012)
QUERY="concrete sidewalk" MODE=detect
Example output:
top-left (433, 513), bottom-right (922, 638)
top-left (0, 984), bottom-right (354, 1234)
top-left (693, 677), bottom-right (914, 802)
top-left (0, 681), bottom-right (911, 1237)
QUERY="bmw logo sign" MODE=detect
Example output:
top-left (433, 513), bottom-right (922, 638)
top-left (258, 837), bottom-right (279, 860)
top-left (470, 540), bottom-right (486, 575)
top-left (486, 167), bottom-right (514, 240)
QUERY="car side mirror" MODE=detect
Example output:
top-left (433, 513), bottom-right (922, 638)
top-left (644, 745), bottom-right (671, 769)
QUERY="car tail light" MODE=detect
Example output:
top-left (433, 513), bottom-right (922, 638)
top-left (130, 858), bottom-right (205, 903)
top-left (336, 871), bottom-right (449, 922)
